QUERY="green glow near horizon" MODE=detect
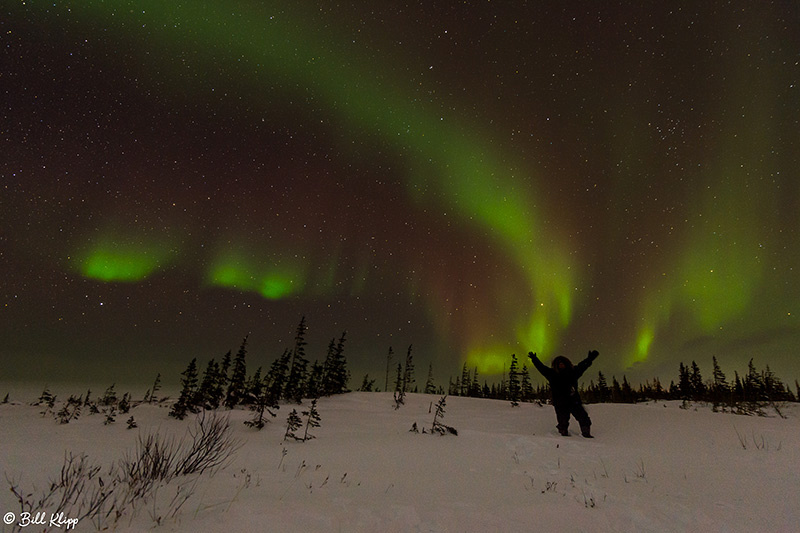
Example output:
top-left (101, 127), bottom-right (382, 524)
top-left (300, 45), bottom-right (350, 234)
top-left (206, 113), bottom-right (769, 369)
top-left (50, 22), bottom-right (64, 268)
top-left (45, 1), bottom-right (578, 363)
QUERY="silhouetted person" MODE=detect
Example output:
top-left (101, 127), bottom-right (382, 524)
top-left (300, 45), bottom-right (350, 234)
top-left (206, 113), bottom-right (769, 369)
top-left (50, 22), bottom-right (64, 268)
top-left (529, 350), bottom-right (599, 438)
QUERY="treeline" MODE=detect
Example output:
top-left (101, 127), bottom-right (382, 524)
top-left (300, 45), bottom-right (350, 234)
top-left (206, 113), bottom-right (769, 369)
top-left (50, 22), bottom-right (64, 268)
top-left (166, 318), bottom-right (798, 419)
top-left (170, 316), bottom-right (350, 420)
top-left (442, 353), bottom-right (799, 415)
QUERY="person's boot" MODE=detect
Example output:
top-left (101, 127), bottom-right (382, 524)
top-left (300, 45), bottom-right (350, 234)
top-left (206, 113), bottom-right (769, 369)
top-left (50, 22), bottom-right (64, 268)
top-left (580, 425), bottom-right (593, 438)
top-left (558, 427), bottom-right (569, 436)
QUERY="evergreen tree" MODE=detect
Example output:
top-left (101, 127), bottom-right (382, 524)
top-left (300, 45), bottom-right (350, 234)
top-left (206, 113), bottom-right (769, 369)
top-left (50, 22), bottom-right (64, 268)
top-left (732, 371), bottom-right (744, 406)
top-left (322, 331), bottom-right (349, 395)
top-left (306, 360), bottom-right (325, 398)
top-left (118, 392), bottom-right (131, 414)
top-left (195, 358), bottom-right (220, 409)
top-left (170, 358), bottom-right (199, 420)
top-left (384, 346), bottom-right (394, 392)
top-left (621, 376), bottom-right (634, 403)
top-left (402, 345), bottom-right (415, 393)
top-left (508, 354), bottom-right (521, 407)
top-left (424, 363), bottom-right (436, 394)
top-left (101, 384), bottom-right (117, 406)
top-left (285, 317), bottom-right (309, 403)
top-left (520, 364), bottom-right (533, 402)
top-left (652, 377), bottom-right (665, 400)
top-left (762, 364), bottom-right (788, 406)
top-left (744, 358), bottom-right (765, 406)
top-left (148, 373), bottom-right (162, 403)
top-left (246, 366), bottom-right (264, 404)
top-left (266, 349), bottom-right (291, 402)
top-left (283, 409), bottom-right (303, 441)
top-left (612, 376), bottom-right (622, 402)
top-left (460, 363), bottom-right (470, 396)
top-left (430, 395), bottom-right (457, 435)
top-left (36, 386), bottom-right (56, 408)
top-left (394, 362), bottom-right (404, 393)
top-left (301, 399), bottom-right (322, 441)
top-left (596, 371), bottom-right (610, 402)
top-left (217, 350), bottom-right (232, 398)
top-left (482, 381), bottom-right (491, 398)
top-left (678, 362), bottom-right (691, 400)
top-left (244, 373), bottom-right (279, 430)
top-left (358, 373), bottom-right (376, 391)
top-left (470, 366), bottom-right (481, 398)
top-left (225, 336), bottom-right (249, 408)
top-left (711, 356), bottom-right (729, 409)
top-left (447, 376), bottom-right (458, 396)
top-left (690, 361), bottom-right (705, 401)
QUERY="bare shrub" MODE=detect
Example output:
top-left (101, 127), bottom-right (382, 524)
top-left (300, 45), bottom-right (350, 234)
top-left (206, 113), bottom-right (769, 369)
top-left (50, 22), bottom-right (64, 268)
top-left (6, 411), bottom-right (240, 530)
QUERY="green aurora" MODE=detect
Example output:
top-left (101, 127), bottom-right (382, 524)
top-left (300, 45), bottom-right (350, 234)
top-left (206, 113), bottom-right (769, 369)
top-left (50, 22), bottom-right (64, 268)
top-left (4, 1), bottom-right (798, 383)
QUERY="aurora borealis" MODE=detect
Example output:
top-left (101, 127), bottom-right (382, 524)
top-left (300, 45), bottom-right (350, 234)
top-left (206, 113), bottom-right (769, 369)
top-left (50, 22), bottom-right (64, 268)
top-left (2, 1), bottom-right (799, 386)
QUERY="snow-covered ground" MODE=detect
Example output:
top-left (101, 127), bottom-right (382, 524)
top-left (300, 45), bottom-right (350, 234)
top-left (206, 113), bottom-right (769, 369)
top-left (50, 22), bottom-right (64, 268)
top-left (1, 391), bottom-right (798, 532)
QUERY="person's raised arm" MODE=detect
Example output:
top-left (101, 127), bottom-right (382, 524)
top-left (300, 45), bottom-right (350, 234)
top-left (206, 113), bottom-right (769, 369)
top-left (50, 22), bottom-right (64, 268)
top-left (574, 350), bottom-right (599, 377)
top-left (528, 352), bottom-right (552, 379)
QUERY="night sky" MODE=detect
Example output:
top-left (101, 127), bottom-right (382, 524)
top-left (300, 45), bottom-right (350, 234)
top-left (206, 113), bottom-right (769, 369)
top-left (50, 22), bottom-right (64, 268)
top-left (3, 1), bottom-right (799, 388)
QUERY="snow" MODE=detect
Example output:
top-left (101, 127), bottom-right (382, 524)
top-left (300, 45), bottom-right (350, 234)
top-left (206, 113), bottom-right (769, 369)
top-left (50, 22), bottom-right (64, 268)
top-left (1, 391), bottom-right (799, 532)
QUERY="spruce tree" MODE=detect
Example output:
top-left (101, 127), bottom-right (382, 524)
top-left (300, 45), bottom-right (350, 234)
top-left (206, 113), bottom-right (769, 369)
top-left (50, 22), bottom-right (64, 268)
top-left (430, 395), bottom-right (457, 435)
top-left (301, 399), bottom-right (322, 441)
top-left (36, 386), bottom-right (56, 408)
top-left (284, 409), bottom-right (303, 441)
top-left (245, 373), bottom-right (279, 430)
top-left (285, 317), bottom-right (309, 403)
top-left (195, 358), bottom-right (219, 409)
top-left (225, 336), bottom-right (249, 408)
top-left (597, 371), bottom-right (610, 402)
top-left (402, 345), bottom-right (415, 393)
top-left (678, 362), bottom-right (691, 400)
top-left (217, 350), bottom-right (232, 399)
top-left (460, 363), bottom-right (470, 396)
top-left (508, 354), bottom-right (521, 406)
top-left (394, 362), bottom-right (404, 393)
top-left (149, 373), bottom-right (162, 404)
top-left (246, 366), bottom-right (263, 405)
top-left (424, 363), bottom-right (436, 394)
top-left (612, 376), bottom-right (622, 402)
top-left (170, 358), bottom-right (199, 420)
top-left (267, 349), bottom-right (291, 402)
top-left (118, 392), bottom-right (131, 413)
top-left (621, 376), bottom-right (634, 403)
top-left (520, 364), bottom-right (533, 402)
top-left (358, 374), bottom-right (376, 391)
top-left (690, 361), bottom-right (705, 401)
top-left (471, 367), bottom-right (481, 398)
top-left (306, 360), bottom-right (325, 398)
top-left (393, 362), bottom-right (406, 407)
top-left (322, 331), bottom-right (349, 395)
top-left (384, 346), bottom-right (394, 392)
top-left (711, 356), bottom-right (728, 409)
top-left (101, 384), bottom-right (117, 406)
top-left (744, 358), bottom-right (765, 409)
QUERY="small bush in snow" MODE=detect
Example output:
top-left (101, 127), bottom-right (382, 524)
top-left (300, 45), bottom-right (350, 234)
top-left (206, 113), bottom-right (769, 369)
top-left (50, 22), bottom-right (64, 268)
top-left (430, 396), bottom-right (458, 436)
